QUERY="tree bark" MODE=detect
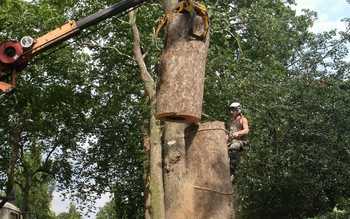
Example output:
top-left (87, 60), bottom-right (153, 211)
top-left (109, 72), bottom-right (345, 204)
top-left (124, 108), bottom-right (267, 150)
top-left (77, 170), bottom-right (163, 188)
top-left (163, 122), bottom-right (193, 218)
top-left (129, 11), bottom-right (165, 219)
top-left (159, 1), bottom-right (210, 218)
top-left (142, 125), bottom-right (151, 219)
top-left (156, 13), bottom-right (209, 123)
top-left (22, 182), bottom-right (30, 219)
top-left (186, 121), bottom-right (233, 219)
top-left (130, 1), bottom-right (210, 217)
top-left (0, 127), bottom-right (21, 209)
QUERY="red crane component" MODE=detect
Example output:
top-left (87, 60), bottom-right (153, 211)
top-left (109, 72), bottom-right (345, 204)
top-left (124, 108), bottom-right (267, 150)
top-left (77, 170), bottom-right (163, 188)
top-left (0, 41), bottom-right (23, 64)
top-left (0, 0), bottom-right (148, 93)
top-left (0, 41), bottom-right (23, 92)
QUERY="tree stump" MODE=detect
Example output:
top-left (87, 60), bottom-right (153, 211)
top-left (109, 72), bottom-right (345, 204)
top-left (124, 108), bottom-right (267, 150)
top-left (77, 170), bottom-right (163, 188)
top-left (156, 13), bottom-right (209, 124)
top-left (186, 121), bottom-right (233, 219)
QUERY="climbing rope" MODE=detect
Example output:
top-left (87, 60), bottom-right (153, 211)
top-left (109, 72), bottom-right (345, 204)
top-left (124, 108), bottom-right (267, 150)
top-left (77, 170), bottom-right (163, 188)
top-left (193, 185), bottom-right (233, 195)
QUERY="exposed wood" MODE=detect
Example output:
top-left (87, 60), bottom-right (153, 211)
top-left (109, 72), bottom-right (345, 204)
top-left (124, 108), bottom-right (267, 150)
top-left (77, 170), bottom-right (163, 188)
top-left (159, 1), bottom-right (211, 218)
top-left (156, 13), bottom-right (210, 123)
top-left (186, 121), bottom-right (233, 219)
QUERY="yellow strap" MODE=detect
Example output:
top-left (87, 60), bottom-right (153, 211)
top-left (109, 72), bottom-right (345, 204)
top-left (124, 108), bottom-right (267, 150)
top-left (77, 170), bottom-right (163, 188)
top-left (0, 81), bottom-right (14, 93)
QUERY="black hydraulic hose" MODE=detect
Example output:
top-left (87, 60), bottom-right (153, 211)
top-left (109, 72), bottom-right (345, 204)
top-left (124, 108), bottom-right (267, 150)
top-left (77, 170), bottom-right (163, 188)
top-left (76, 0), bottom-right (148, 30)
top-left (22, 0), bottom-right (148, 58)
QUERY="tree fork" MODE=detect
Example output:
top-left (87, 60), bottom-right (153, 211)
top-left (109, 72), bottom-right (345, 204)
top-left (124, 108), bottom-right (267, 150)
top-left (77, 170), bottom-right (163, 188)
top-left (129, 11), bottom-right (165, 219)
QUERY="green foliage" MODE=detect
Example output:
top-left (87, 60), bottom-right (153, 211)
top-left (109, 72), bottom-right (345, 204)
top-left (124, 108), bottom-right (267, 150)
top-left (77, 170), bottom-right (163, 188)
top-left (202, 0), bottom-right (350, 218)
top-left (96, 201), bottom-right (116, 219)
top-left (1, 0), bottom-right (350, 218)
top-left (2, 0), bottom-right (151, 216)
top-left (96, 193), bottom-right (144, 219)
top-left (0, 0), bottom-right (93, 216)
top-left (56, 203), bottom-right (82, 219)
top-left (308, 198), bottom-right (350, 219)
top-left (14, 148), bottom-right (57, 219)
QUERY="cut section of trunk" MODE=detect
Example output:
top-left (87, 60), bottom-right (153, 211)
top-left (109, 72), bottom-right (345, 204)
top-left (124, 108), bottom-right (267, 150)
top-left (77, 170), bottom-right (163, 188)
top-left (186, 121), bottom-right (233, 219)
top-left (156, 13), bottom-right (209, 124)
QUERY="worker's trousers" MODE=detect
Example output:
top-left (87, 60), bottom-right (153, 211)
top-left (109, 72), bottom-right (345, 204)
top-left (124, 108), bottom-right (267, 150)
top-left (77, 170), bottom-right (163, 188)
top-left (228, 148), bottom-right (240, 177)
top-left (228, 140), bottom-right (248, 177)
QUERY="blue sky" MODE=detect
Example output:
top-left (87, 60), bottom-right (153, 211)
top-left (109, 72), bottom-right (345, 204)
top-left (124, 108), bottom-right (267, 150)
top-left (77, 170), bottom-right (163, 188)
top-left (294, 0), bottom-right (350, 33)
top-left (52, 1), bottom-right (350, 218)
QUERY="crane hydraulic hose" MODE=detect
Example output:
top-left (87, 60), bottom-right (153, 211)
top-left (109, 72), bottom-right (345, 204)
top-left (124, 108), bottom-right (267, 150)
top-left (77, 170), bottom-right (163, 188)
top-left (0, 0), bottom-right (148, 92)
top-left (28, 0), bottom-right (148, 57)
top-left (1, 0), bottom-right (148, 66)
top-left (77, 0), bottom-right (148, 29)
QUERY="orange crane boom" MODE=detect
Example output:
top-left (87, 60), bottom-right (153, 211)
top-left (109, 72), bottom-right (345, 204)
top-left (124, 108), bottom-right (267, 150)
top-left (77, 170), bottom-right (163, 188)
top-left (0, 0), bottom-right (148, 93)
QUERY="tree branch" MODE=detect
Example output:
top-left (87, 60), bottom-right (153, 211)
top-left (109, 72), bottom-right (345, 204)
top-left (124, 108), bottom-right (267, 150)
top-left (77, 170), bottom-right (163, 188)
top-left (128, 10), bottom-right (165, 219)
top-left (128, 10), bottom-right (156, 99)
top-left (21, 141), bottom-right (58, 178)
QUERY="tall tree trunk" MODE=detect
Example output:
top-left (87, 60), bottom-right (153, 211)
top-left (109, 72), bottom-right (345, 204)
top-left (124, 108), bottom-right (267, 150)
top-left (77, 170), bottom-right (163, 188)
top-left (142, 123), bottom-right (151, 219)
top-left (159, 1), bottom-right (210, 218)
top-left (129, 11), bottom-right (165, 219)
top-left (0, 127), bottom-right (21, 208)
top-left (22, 182), bottom-right (30, 219)
top-left (130, 0), bottom-right (210, 217)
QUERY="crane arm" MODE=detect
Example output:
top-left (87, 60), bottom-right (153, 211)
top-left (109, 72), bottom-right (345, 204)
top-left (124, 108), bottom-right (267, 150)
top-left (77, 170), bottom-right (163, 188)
top-left (0, 0), bottom-right (147, 93)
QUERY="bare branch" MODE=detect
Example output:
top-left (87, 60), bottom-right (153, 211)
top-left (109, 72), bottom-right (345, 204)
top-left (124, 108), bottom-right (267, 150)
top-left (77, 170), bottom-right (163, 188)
top-left (32, 143), bottom-right (59, 176)
top-left (128, 10), bottom-right (156, 99)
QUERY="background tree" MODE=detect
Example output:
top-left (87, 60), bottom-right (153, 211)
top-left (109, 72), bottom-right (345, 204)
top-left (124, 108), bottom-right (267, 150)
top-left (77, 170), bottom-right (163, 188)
top-left (56, 203), bottom-right (82, 219)
top-left (96, 200), bottom-right (116, 219)
top-left (200, 0), bottom-right (350, 218)
top-left (0, 0), bottom-right (95, 215)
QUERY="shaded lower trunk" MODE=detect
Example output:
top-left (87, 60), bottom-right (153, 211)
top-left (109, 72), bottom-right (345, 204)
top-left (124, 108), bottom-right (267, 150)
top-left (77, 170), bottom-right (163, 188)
top-left (129, 11), bottom-right (165, 218)
top-left (148, 112), bottom-right (165, 219)
top-left (22, 186), bottom-right (30, 219)
top-left (163, 122), bottom-right (192, 218)
top-left (143, 129), bottom-right (151, 219)
top-left (0, 127), bottom-right (21, 209)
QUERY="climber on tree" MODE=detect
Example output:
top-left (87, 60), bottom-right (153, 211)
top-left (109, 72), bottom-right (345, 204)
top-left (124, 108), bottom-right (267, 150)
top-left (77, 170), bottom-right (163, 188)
top-left (227, 102), bottom-right (249, 181)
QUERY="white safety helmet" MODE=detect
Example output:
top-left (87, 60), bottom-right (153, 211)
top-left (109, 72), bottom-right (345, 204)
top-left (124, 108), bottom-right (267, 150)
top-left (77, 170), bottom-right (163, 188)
top-left (229, 102), bottom-right (241, 113)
